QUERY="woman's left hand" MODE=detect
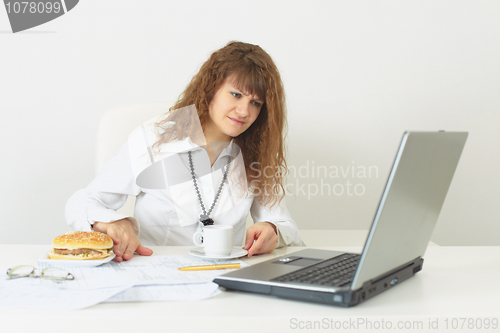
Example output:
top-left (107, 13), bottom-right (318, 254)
top-left (244, 222), bottom-right (278, 257)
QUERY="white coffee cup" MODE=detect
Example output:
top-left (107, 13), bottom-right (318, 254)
top-left (192, 225), bottom-right (233, 257)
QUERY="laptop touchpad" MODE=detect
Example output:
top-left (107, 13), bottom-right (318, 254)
top-left (272, 257), bottom-right (322, 267)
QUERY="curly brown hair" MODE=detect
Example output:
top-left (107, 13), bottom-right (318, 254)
top-left (153, 41), bottom-right (288, 206)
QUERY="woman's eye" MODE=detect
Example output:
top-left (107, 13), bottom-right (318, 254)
top-left (253, 101), bottom-right (262, 107)
top-left (231, 92), bottom-right (241, 98)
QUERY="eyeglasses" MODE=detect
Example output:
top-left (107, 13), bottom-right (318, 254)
top-left (6, 265), bottom-right (74, 281)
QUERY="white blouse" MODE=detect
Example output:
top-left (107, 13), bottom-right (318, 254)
top-left (65, 117), bottom-right (302, 247)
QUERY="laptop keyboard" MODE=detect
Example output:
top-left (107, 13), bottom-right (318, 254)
top-left (272, 253), bottom-right (360, 287)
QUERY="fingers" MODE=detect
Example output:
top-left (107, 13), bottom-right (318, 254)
top-left (105, 219), bottom-right (140, 262)
top-left (245, 223), bottom-right (278, 257)
top-left (114, 238), bottom-right (139, 262)
top-left (122, 237), bottom-right (139, 261)
top-left (247, 234), bottom-right (264, 257)
top-left (115, 244), bottom-right (152, 261)
top-left (106, 227), bottom-right (124, 260)
top-left (107, 233), bottom-right (124, 262)
top-left (248, 232), bottom-right (275, 257)
top-left (244, 228), bottom-right (257, 251)
top-left (136, 245), bottom-right (153, 256)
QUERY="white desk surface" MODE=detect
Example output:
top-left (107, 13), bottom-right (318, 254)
top-left (299, 229), bottom-right (440, 247)
top-left (1, 241), bottom-right (499, 333)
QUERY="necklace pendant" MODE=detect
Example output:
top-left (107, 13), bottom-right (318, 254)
top-left (200, 215), bottom-right (214, 226)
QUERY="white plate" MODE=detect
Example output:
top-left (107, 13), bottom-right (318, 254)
top-left (188, 247), bottom-right (248, 259)
top-left (38, 252), bottom-right (116, 267)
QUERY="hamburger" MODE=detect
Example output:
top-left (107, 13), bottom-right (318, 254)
top-left (49, 231), bottom-right (114, 260)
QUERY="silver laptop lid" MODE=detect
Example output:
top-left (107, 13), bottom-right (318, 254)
top-left (351, 131), bottom-right (467, 290)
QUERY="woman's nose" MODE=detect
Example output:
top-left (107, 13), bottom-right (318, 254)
top-left (235, 100), bottom-right (250, 117)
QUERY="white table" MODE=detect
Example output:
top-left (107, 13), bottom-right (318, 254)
top-left (299, 229), bottom-right (440, 247)
top-left (1, 242), bottom-right (499, 333)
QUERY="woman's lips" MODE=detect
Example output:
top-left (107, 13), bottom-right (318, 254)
top-left (229, 117), bottom-right (245, 126)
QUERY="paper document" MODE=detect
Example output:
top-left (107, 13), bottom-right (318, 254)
top-left (0, 255), bottom-right (246, 309)
top-left (0, 276), bottom-right (131, 310)
top-left (104, 282), bottom-right (221, 302)
top-left (37, 255), bottom-right (249, 289)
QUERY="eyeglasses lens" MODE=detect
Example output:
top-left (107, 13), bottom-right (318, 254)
top-left (42, 268), bottom-right (71, 280)
top-left (8, 265), bottom-right (34, 278)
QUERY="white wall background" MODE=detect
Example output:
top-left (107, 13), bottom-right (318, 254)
top-left (1, 0), bottom-right (498, 245)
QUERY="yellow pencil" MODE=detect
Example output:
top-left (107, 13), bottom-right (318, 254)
top-left (178, 263), bottom-right (241, 271)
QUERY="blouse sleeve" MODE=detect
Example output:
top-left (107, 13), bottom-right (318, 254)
top-left (250, 197), bottom-right (302, 248)
top-left (65, 141), bottom-right (141, 235)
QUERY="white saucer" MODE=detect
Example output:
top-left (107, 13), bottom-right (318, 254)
top-left (188, 247), bottom-right (248, 259)
top-left (38, 252), bottom-right (116, 268)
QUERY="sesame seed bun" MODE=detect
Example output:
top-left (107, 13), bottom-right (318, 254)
top-left (49, 231), bottom-right (113, 260)
top-left (52, 231), bottom-right (113, 250)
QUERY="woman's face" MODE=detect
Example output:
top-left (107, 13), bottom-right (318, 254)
top-left (205, 76), bottom-right (263, 142)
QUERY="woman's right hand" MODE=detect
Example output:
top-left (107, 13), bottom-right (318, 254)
top-left (92, 219), bottom-right (153, 262)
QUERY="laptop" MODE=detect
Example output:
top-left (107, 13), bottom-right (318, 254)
top-left (214, 131), bottom-right (468, 307)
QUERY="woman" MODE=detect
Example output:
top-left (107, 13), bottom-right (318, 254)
top-left (66, 41), bottom-right (301, 262)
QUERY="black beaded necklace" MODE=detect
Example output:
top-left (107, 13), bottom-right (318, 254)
top-left (188, 150), bottom-right (231, 226)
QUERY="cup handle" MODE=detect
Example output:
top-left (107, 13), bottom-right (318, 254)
top-left (193, 231), bottom-right (204, 246)
top-left (192, 222), bottom-right (205, 246)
